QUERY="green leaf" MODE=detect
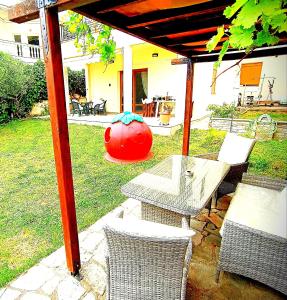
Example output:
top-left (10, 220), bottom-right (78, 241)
top-left (216, 40), bottom-right (230, 68)
top-left (232, 0), bottom-right (261, 28)
top-left (112, 111), bottom-right (144, 125)
top-left (206, 26), bottom-right (225, 52)
top-left (269, 13), bottom-right (287, 33)
top-left (254, 30), bottom-right (280, 46)
top-left (260, 0), bottom-right (281, 16)
top-left (229, 25), bottom-right (255, 49)
top-left (224, 0), bottom-right (248, 19)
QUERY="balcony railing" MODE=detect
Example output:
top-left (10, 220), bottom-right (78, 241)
top-left (0, 39), bottom-right (42, 62)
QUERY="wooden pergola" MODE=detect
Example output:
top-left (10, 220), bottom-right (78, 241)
top-left (9, 0), bottom-right (287, 275)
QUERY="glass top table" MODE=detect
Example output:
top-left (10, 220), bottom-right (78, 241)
top-left (121, 155), bottom-right (230, 216)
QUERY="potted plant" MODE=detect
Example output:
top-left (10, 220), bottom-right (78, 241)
top-left (159, 104), bottom-right (172, 125)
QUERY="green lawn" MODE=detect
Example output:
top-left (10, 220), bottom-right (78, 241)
top-left (239, 110), bottom-right (287, 121)
top-left (0, 119), bottom-right (286, 287)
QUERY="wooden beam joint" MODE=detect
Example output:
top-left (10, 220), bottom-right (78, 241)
top-left (171, 58), bottom-right (189, 65)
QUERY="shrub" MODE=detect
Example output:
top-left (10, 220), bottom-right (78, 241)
top-left (26, 60), bottom-right (48, 104)
top-left (208, 103), bottom-right (238, 118)
top-left (0, 53), bottom-right (47, 123)
top-left (68, 67), bottom-right (86, 96)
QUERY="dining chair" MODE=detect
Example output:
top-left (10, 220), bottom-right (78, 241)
top-left (103, 217), bottom-right (195, 300)
top-left (94, 99), bottom-right (107, 115)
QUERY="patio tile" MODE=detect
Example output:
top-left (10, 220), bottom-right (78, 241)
top-left (205, 213), bottom-right (223, 228)
top-left (216, 195), bottom-right (232, 210)
top-left (40, 247), bottom-right (66, 268)
top-left (91, 240), bottom-right (107, 268)
top-left (0, 288), bottom-right (21, 300)
top-left (81, 232), bottom-right (104, 253)
top-left (192, 231), bottom-right (204, 247)
top-left (20, 292), bottom-right (50, 300)
top-left (190, 219), bottom-right (207, 232)
top-left (81, 262), bottom-right (107, 296)
top-left (82, 292), bottom-right (96, 300)
top-left (56, 277), bottom-right (86, 300)
top-left (10, 265), bottom-right (55, 290)
top-left (41, 274), bottom-right (63, 296)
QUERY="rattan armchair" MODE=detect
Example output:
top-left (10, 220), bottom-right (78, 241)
top-left (194, 133), bottom-right (256, 198)
top-left (217, 174), bottom-right (287, 295)
top-left (103, 217), bottom-right (195, 300)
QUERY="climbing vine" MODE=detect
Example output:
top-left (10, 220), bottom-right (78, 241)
top-left (207, 0), bottom-right (287, 68)
top-left (64, 11), bottom-right (116, 67)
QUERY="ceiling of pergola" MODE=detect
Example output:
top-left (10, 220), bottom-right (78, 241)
top-left (9, 0), bottom-right (287, 62)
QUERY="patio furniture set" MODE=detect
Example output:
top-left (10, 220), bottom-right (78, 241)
top-left (102, 133), bottom-right (287, 299)
top-left (71, 99), bottom-right (107, 116)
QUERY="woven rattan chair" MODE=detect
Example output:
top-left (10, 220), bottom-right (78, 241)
top-left (217, 174), bottom-right (287, 295)
top-left (194, 133), bottom-right (256, 199)
top-left (94, 99), bottom-right (107, 115)
top-left (103, 217), bottom-right (195, 300)
top-left (71, 100), bottom-right (83, 116)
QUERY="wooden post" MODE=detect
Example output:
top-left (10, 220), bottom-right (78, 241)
top-left (41, 7), bottom-right (80, 274)
top-left (182, 59), bottom-right (194, 156)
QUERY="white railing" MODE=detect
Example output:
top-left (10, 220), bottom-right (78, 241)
top-left (0, 39), bottom-right (42, 62)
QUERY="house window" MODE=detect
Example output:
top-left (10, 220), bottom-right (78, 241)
top-left (28, 36), bottom-right (40, 59)
top-left (14, 35), bottom-right (23, 57)
top-left (240, 62), bottom-right (263, 86)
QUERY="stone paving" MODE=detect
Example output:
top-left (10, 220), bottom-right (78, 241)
top-left (0, 197), bottom-right (285, 300)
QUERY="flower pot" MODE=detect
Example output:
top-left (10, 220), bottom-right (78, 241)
top-left (159, 112), bottom-right (171, 125)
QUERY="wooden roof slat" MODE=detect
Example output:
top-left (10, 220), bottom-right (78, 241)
top-left (99, 0), bottom-right (210, 16)
top-left (181, 37), bottom-right (228, 47)
top-left (150, 17), bottom-right (226, 39)
top-left (153, 26), bottom-right (219, 40)
top-left (127, 6), bottom-right (225, 29)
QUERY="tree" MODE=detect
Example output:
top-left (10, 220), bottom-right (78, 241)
top-left (64, 11), bottom-right (116, 68)
top-left (0, 53), bottom-right (47, 123)
top-left (207, 0), bottom-right (287, 68)
top-left (67, 68), bottom-right (86, 96)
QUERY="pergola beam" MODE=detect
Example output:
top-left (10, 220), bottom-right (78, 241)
top-left (8, 0), bottom-right (96, 23)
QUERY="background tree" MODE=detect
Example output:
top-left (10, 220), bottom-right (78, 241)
top-left (68, 68), bottom-right (86, 96)
top-left (64, 12), bottom-right (116, 68)
top-left (207, 0), bottom-right (287, 68)
top-left (0, 53), bottom-right (47, 123)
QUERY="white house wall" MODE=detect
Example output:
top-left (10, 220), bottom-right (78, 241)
top-left (192, 55), bottom-right (287, 119)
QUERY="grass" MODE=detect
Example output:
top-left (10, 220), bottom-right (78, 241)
top-left (0, 119), bottom-right (286, 287)
top-left (239, 110), bottom-right (287, 121)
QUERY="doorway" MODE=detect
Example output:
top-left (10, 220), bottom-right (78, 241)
top-left (133, 68), bottom-right (148, 113)
top-left (119, 68), bottom-right (148, 114)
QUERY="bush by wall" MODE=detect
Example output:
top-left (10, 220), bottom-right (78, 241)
top-left (68, 67), bottom-right (86, 97)
top-left (208, 103), bottom-right (238, 118)
top-left (0, 52), bottom-right (47, 124)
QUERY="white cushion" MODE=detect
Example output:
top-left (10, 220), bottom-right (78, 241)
top-left (105, 218), bottom-right (195, 240)
top-left (220, 183), bottom-right (286, 239)
top-left (218, 133), bottom-right (255, 165)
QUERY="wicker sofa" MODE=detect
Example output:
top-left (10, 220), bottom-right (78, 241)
top-left (103, 217), bottom-right (195, 300)
top-left (217, 174), bottom-right (287, 295)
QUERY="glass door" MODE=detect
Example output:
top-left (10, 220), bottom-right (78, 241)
top-left (132, 69), bottom-right (148, 114)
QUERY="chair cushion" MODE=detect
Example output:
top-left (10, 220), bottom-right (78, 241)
top-left (104, 218), bottom-right (195, 241)
top-left (218, 133), bottom-right (255, 165)
top-left (220, 183), bottom-right (286, 239)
